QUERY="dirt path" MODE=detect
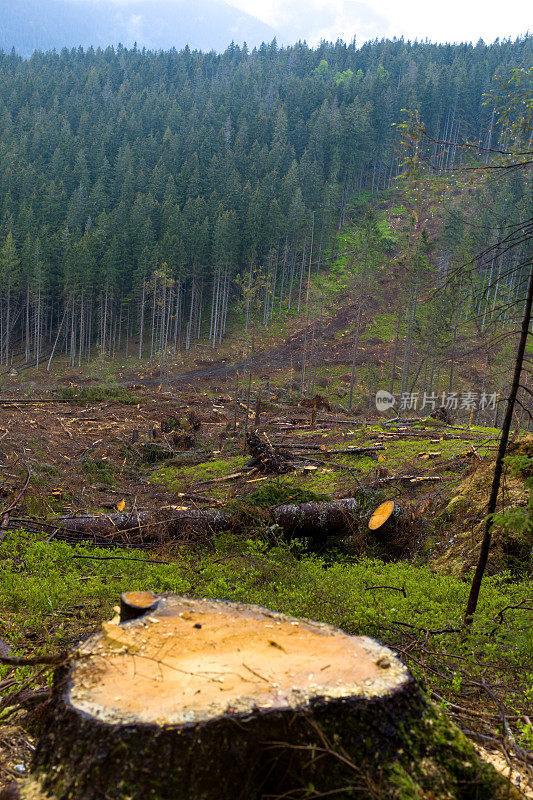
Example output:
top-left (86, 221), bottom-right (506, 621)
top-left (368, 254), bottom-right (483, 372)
top-left (149, 297), bottom-right (390, 388)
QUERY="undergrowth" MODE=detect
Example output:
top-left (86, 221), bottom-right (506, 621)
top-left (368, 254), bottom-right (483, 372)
top-left (1, 529), bottom-right (531, 748)
top-left (80, 457), bottom-right (116, 484)
top-left (247, 480), bottom-right (331, 508)
top-left (56, 386), bottom-right (140, 405)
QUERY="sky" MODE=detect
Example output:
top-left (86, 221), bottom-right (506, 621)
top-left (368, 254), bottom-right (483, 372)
top-left (222, 0), bottom-right (531, 46)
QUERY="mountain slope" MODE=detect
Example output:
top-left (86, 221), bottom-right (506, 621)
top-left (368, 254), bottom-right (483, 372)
top-left (0, 0), bottom-right (275, 55)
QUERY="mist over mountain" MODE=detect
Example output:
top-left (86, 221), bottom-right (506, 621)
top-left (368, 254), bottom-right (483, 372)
top-left (0, 0), bottom-right (276, 55)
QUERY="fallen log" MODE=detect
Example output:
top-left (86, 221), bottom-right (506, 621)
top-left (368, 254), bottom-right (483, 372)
top-left (287, 443), bottom-right (385, 454)
top-left (272, 498), bottom-right (361, 538)
top-left (367, 474), bottom-right (442, 486)
top-left (292, 445), bottom-right (385, 456)
top-left (12, 498), bottom-right (369, 546)
top-left (27, 595), bottom-right (516, 800)
top-left (45, 507), bottom-right (234, 544)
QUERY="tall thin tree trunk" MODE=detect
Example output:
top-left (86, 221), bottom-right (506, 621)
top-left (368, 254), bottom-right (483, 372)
top-left (464, 265), bottom-right (533, 624)
top-left (47, 304), bottom-right (68, 372)
top-left (389, 306), bottom-right (403, 395)
top-left (139, 279), bottom-right (146, 360)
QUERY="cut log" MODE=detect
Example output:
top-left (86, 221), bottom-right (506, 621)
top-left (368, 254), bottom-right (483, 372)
top-left (30, 595), bottom-right (420, 800)
top-left (48, 507), bottom-right (234, 545)
top-left (289, 444), bottom-right (385, 455)
top-left (367, 501), bottom-right (422, 551)
top-left (368, 474), bottom-right (442, 486)
top-left (369, 500), bottom-right (398, 531)
top-left (34, 498), bottom-right (367, 546)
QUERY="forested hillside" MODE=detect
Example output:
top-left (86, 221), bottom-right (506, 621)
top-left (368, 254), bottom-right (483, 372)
top-left (0, 37), bottom-right (531, 369)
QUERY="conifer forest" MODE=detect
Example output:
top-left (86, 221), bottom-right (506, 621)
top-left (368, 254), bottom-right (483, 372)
top-left (0, 37), bottom-right (530, 366)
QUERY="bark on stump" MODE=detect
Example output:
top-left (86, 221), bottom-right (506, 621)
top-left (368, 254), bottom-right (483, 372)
top-left (31, 595), bottom-right (425, 800)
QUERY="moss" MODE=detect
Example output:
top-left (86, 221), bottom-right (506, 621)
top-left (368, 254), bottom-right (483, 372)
top-left (432, 446), bottom-right (531, 576)
top-left (151, 455), bottom-right (247, 494)
top-left (248, 480), bottom-right (331, 508)
top-left (80, 457), bottom-right (115, 484)
top-left (26, 672), bottom-right (516, 800)
top-left (411, 707), bottom-right (513, 798)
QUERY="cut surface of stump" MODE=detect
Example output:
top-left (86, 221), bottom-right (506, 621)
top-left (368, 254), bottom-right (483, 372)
top-left (69, 596), bottom-right (407, 726)
top-left (29, 595), bottom-right (513, 800)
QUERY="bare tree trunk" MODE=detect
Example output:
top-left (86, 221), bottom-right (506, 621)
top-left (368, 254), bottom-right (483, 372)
top-left (47, 304), bottom-right (68, 372)
top-left (300, 214), bottom-right (315, 394)
top-left (464, 264), bottom-right (533, 624)
top-left (25, 282), bottom-right (30, 362)
top-left (138, 279), bottom-right (146, 360)
top-left (389, 307), bottom-right (403, 395)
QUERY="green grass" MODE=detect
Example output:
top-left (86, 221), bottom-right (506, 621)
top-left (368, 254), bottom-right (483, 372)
top-left (1, 528), bottom-right (532, 744)
top-left (363, 312), bottom-right (404, 343)
top-left (151, 455), bottom-right (247, 494)
top-left (56, 385), bottom-right (140, 405)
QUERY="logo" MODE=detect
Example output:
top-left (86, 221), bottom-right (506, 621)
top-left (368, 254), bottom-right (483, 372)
top-left (373, 389), bottom-right (498, 413)
top-left (375, 390), bottom-right (396, 412)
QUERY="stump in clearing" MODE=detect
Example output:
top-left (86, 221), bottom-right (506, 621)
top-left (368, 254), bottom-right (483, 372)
top-left (32, 595), bottom-right (418, 800)
top-left (30, 596), bottom-right (513, 800)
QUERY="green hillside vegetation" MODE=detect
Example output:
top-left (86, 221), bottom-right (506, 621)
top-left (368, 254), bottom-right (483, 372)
top-left (0, 37), bottom-right (531, 371)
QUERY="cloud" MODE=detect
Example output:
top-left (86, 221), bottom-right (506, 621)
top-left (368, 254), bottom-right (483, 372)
top-left (65, 0), bottom-right (531, 44)
top-left (264, 0), bottom-right (388, 44)
top-left (225, 0), bottom-right (530, 44)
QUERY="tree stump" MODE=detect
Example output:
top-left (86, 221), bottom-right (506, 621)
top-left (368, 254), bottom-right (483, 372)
top-left (31, 595), bottom-right (425, 800)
